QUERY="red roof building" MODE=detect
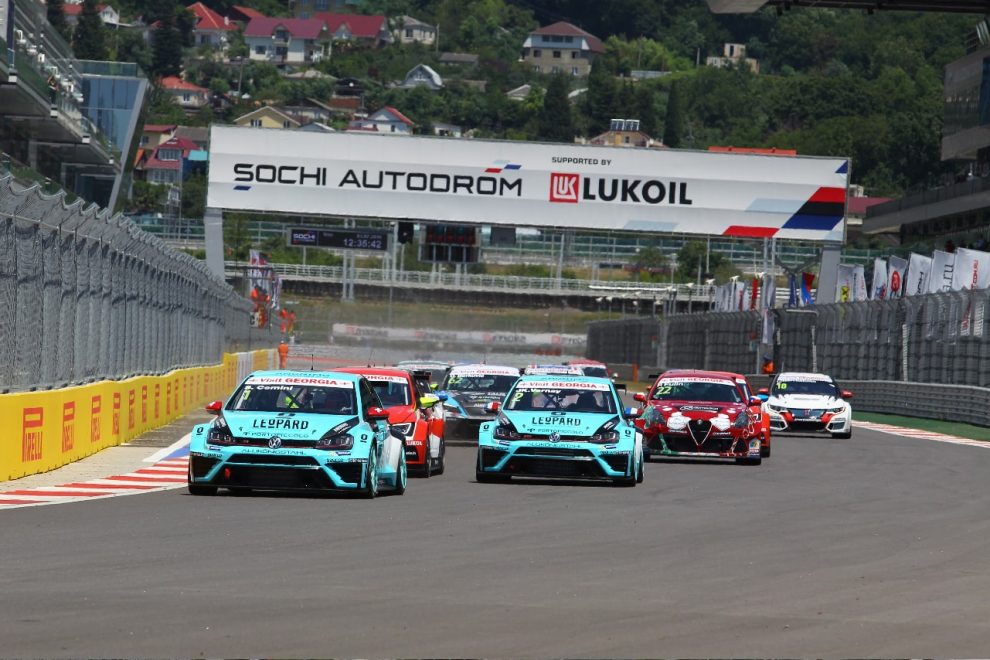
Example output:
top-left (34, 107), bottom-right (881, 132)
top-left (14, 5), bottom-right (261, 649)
top-left (227, 5), bottom-right (265, 24)
top-left (160, 76), bottom-right (211, 111)
top-left (244, 18), bottom-right (332, 64)
top-left (187, 2), bottom-right (236, 49)
top-left (313, 12), bottom-right (392, 45)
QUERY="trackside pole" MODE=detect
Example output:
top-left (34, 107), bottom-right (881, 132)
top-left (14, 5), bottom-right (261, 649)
top-left (817, 243), bottom-right (841, 304)
top-left (205, 207), bottom-right (225, 277)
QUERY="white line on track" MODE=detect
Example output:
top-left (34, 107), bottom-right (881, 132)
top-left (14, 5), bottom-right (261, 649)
top-left (854, 421), bottom-right (990, 448)
top-left (143, 433), bottom-right (192, 463)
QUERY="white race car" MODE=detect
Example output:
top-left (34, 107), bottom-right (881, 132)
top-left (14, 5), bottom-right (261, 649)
top-left (760, 372), bottom-right (853, 439)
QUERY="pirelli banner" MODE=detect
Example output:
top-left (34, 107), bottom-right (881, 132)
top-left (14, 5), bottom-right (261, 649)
top-left (208, 126), bottom-right (849, 242)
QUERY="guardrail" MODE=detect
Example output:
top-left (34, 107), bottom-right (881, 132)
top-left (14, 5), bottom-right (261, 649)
top-left (590, 289), bottom-right (990, 426)
top-left (0, 175), bottom-right (272, 392)
top-left (225, 260), bottom-right (718, 300)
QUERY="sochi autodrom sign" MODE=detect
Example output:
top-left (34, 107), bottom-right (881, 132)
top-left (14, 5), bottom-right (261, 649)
top-left (207, 126), bottom-right (849, 242)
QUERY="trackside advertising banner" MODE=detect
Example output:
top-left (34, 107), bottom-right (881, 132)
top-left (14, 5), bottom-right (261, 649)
top-left (207, 127), bottom-right (849, 242)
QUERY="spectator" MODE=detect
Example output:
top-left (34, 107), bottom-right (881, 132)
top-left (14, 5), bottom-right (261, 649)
top-left (278, 340), bottom-right (289, 369)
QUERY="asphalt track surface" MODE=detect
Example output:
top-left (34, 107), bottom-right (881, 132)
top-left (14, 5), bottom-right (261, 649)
top-left (3, 427), bottom-right (990, 657)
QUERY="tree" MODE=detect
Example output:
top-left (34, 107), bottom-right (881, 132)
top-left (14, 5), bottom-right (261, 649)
top-left (662, 80), bottom-right (684, 147)
top-left (584, 58), bottom-right (618, 135)
top-left (536, 74), bottom-right (574, 143)
top-left (128, 180), bottom-right (166, 213)
top-left (181, 173), bottom-right (207, 219)
top-left (47, 0), bottom-right (71, 42)
top-left (115, 29), bottom-right (152, 72)
top-left (635, 83), bottom-right (658, 137)
top-left (73, 0), bottom-right (108, 60)
top-left (151, 18), bottom-right (184, 78)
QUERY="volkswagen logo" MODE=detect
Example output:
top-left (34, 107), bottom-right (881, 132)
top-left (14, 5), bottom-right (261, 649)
top-left (549, 431), bottom-right (561, 443)
top-left (268, 436), bottom-right (283, 449)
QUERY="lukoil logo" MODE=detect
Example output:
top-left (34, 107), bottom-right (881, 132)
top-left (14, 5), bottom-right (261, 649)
top-left (549, 172), bottom-right (694, 206)
top-left (549, 173), bottom-right (579, 203)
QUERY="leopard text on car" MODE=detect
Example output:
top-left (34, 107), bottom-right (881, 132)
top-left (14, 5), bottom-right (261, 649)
top-left (337, 367), bottom-right (446, 477)
top-left (759, 372), bottom-right (853, 439)
top-left (188, 370), bottom-right (407, 497)
top-left (635, 370), bottom-right (763, 465)
top-left (437, 364), bottom-right (520, 439)
top-left (522, 364), bottom-right (584, 376)
top-left (476, 375), bottom-right (643, 486)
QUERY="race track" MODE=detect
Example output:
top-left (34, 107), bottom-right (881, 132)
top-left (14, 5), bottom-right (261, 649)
top-left (3, 426), bottom-right (990, 656)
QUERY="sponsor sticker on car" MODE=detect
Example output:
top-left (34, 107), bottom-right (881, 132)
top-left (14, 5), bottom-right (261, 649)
top-left (516, 380), bottom-right (610, 391)
top-left (246, 376), bottom-right (354, 388)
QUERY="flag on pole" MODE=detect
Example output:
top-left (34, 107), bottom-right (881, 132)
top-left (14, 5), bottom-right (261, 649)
top-left (928, 250), bottom-right (956, 293)
top-left (853, 265), bottom-right (868, 301)
top-left (800, 272), bottom-right (815, 306)
top-left (887, 256), bottom-right (908, 299)
top-left (950, 247), bottom-right (990, 291)
top-left (835, 265), bottom-right (854, 303)
top-left (871, 258), bottom-right (888, 300)
top-left (905, 253), bottom-right (932, 296)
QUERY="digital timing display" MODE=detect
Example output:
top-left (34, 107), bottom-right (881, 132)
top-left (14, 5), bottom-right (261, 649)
top-left (288, 228), bottom-right (388, 252)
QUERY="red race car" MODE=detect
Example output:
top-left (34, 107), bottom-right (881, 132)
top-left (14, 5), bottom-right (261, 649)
top-left (634, 369), bottom-right (764, 465)
top-left (337, 367), bottom-right (446, 477)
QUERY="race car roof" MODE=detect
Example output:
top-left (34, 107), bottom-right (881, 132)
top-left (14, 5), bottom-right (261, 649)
top-left (395, 360), bottom-right (449, 368)
top-left (334, 366), bottom-right (414, 383)
top-left (775, 372), bottom-right (834, 382)
top-left (656, 369), bottom-right (744, 382)
top-left (449, 363), bottom-right (520, 376)
top-left (244, 370), bottom-right (361, 386)
top-left (565, 358), bottom-right (607, 367)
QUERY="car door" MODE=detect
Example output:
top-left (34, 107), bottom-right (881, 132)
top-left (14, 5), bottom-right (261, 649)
top-left (359, 378), bottom-right (394, 468)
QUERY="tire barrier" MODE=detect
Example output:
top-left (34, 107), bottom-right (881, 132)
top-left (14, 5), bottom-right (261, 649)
top-left (0, 349), bottom-right (275, 481)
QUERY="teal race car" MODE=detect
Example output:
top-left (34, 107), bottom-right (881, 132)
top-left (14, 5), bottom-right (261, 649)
top-left (187, 370), bottom-right (407, 497)
top-left (476, 375), bottom-right (644, 486)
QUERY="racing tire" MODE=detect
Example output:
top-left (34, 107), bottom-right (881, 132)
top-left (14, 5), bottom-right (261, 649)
top-left (435, 438), bottom-right (446, 476)
top-left (392, 451), bottom-right (407, 496)
top-left (832, 431), bottom-right (852, 439)
top-left (420, 445), bottom-right (433, 479)
top-left (761, 444), bottom-right (771, 458)
top-left (187, 463), bottom-right (217, 496)
top-left (643, 452), bottom-right (652, 463)
top-left (476, 450), bottom-right (508, 483)
top-left (735, 456), bottom-right (763, 466)
top-left (361, 443), bottom-right (379, 499)
top-left (614, 457), bottom-right (637, 487)
top-left (636, 458), bottom-right (644, 483)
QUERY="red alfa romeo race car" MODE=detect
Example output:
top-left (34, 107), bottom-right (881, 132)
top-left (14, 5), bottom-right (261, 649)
top-left (635, 369), bottom-right (764, 465)
top-left (337, 367), bottom-right (446, 477)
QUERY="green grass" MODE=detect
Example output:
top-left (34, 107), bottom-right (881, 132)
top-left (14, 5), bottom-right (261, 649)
top-left (854, 411), bottom-right (990, 441)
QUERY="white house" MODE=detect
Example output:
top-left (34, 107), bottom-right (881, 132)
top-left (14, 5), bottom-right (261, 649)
top-left (394, 16), bottom-right (436, 45)
top-left (244, 17), bottom-right (332, 65)
top-left (401, 64), bottom-right (442, 90)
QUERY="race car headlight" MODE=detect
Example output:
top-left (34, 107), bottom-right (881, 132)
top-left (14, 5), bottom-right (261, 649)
top-left (493, 412), bottom-right (520, 440)
top-left (207, 417), bottom-right (235, 444)
top-left (315, 431), bottom-right (354, 450)
top-left (766, 404), bottom-right (785, 414)
top-left (732, 411), bottom-right (751, 429)
top-left (590, 417), bottom-right (621, 443)
top-left (390, 423), bottom-right (413, 437)
top-left (828, 406), bottom-right (846, 414)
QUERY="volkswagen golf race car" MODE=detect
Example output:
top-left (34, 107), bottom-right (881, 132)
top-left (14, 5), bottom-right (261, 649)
top-left (760, 372), bottom-right (853, 439)
top-left (635, 370), bottom-right (763, 465)
top-left (437, 364), bottom-right (520, 439)
top-left (188, 371), bottom-right (407, 497)
top-left (522, 364), bottom-right (584, 376)
top-left (337, 367), bottom-right (446, 477)
top-left (476, 375), bottom-right (644, 486)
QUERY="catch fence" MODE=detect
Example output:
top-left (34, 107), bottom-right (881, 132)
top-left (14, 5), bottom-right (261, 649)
top-left (0, 175), bottom-right (271, 392)
top-left (590, 289), bottom-right (990, 387)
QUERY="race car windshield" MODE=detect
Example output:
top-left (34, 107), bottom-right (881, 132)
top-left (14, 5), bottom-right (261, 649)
top-left (370, 381), bottom-right (411, 407)
top-left (580, 366), bottom-right (609, 378)
top-left (651, 381), bottom-right (743, 403)
top-left (443, 374), bottom-right (518, 394)
top-left (228, 384), bottom-right (357, 414)
top-left (506, 387), bottom-right (617, 413)
top-left (772, 379), bottom-right (839, 397)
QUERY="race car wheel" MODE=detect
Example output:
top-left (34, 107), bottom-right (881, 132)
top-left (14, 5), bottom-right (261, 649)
top-left (735, 456), bottom-right (763, 466)
top-left (614, 457), bottom-right (637, 487)
top-left (636, 457), bottom-right (644, 483)
top-left (421, 444), bottom-right (433, 479)
top-left (435, 438), bottom-right (446, 475)
top-left (832, 431), bottom-right (852, 439)
top-left (393, 451), bottom-right (407, 496)
top-left (761, 444), bottom-right (771, 458)
top-left (362, 443), bottom-right (379, 499)
top-left (643, 452), bottom-right (652, 463)
top-left (187, 463), bottom-right (217, 496)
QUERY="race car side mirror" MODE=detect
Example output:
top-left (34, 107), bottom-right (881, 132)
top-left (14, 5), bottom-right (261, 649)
top-left (485, 401), bottom-right (500, 413)
top-left (756, 393), bottom-right (769, 402)
top-left (435, 391), bottom-right (448, 402)
top-left (365, 406), bottom-right (389, 421)
top-left (205, 400), bottom-right (223, 415)
top-left (613, 383), bottom-right (627, 392)
top-left (841, 390), bottom-right (853, 399)
top-left (758, 387), bottom-right (769, 396)
top-left (430, 383), bottom-right (438, 391)
top-left (419, 394), bottom-right (440, 409)
top-left (749, 396), bottom-right (763, 406)
top-left (622, 406), bottom-right (641, 420)
top-left (633, 392), bottom-right (647, 403)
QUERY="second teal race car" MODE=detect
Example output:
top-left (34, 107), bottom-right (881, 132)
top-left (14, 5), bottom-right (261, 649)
top-left (476, 375), bottom-right (644, 486)
top-left (187, 370), bottom-right (407, 498)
